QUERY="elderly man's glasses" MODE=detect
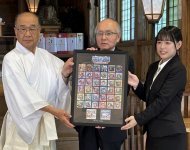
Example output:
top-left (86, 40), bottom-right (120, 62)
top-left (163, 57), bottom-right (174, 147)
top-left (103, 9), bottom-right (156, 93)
top-left (96, 32), bottom-right (118, 37)
top-left (15, 25), bottom-right (40, 34)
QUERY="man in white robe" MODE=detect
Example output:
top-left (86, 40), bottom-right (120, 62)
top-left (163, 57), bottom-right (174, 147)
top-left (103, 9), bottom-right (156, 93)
top-left (0, 12), bottom-right (74, 150)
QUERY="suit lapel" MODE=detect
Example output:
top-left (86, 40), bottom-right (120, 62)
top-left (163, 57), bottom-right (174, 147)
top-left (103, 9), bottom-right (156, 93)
top-left (145, 62), bottom-right (158, 99)
top-left (149, 55), bottom-right (179, 95)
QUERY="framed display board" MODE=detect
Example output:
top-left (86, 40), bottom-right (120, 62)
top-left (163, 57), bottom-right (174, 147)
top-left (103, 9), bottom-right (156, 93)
top-left (71, 50), bottom-right (129, 127)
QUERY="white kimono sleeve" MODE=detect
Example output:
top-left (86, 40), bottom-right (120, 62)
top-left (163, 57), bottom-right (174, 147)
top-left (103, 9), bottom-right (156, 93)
top-left (52, 55), bottom-right (71, 114)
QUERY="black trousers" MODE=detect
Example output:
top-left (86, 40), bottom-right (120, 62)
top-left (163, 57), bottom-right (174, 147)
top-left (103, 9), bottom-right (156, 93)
top-left (146, 133), bottom-right (187, 150)
top-left (75, 126), bottom-right (125, 150)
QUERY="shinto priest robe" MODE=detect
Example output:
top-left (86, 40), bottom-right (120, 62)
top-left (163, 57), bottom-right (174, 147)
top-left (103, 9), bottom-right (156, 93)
top-left (0, 41), bottom-right (71, 149)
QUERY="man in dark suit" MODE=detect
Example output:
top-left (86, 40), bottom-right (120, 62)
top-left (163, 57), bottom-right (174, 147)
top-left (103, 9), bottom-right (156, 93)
top-left (75, 18), bottom-right (134, 150)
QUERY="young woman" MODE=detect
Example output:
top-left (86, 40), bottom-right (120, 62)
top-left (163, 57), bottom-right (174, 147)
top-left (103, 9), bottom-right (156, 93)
top-left (121, 26), bottom-right (187, 150)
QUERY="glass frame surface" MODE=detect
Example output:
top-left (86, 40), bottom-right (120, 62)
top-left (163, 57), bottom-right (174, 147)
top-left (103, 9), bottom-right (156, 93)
top-left (71, 50), bottom-right (129, 127)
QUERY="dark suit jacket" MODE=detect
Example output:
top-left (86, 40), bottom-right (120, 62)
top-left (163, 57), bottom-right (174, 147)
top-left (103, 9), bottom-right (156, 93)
top-left (134, 54), bottom-right (186, 137)
top-left (75, 48), bottom-right (135, 142)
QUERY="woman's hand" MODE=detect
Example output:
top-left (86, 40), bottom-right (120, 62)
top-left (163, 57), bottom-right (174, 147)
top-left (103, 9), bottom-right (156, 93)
top-left (121, 116), bottom-right (137, 130)
top-left (128, 71), bottom-right (139, 89)
top-left (86, 47), bottom-right (98, 51)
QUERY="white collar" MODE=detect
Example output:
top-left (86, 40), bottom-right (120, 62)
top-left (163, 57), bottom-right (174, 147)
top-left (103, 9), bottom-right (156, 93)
top-left (111, 47), bottom-right (115, 51)
top-left (15, 41), bottom-right (36, 55)
top-left (158, 57), bottom-right (172, 70)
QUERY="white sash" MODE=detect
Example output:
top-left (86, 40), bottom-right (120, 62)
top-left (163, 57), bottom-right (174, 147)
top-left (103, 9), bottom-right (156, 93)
top-left (40, 113), bottom-right (58, 146)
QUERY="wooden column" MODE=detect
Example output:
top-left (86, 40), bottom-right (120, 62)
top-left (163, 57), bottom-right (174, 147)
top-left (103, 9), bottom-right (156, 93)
top-left (89, 0), bottom-right (96, 46)
top-left (0, 23), bottom-right (5, 36)
top-left (181, 0), bottom-right (190, 93)
top-left (18, 0), bottom-right (27, 13)
top-left (183, 118), bottom-right (190, 150)
top-left (109, 0), bottom-right (116, 19)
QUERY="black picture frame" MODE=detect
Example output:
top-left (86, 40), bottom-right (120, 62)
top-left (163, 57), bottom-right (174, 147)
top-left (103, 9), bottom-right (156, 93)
top-left (71, 50), bottom-right (128, 127)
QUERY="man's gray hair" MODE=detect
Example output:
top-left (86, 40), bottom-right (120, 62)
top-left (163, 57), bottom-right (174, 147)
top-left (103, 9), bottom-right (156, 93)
top-left (94, 18), bottom-right (121, 34)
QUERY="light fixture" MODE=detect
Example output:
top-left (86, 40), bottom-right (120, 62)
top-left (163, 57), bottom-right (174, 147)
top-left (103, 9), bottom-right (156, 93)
top-left (26, 0), bottom-right (40, 13)
top-left (141, 0), bottom-right (166, 23)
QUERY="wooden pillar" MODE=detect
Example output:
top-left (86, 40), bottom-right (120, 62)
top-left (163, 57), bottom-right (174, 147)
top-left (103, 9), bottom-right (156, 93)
top-left (181, 0), bottom-right (190, 93)
top-left (183, 118), bottom-right (190, 150)
top-left (18, 0), bottom-right (28, 13)
top-left (89, 0), bottom-right (96, 46)
top-left (0, 23), bottom-right (5, 36)
top-left (109, 0), bottom-right (116, 19)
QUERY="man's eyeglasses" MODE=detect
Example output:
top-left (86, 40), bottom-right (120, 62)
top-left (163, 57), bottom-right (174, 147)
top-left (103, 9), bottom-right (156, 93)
top-left (96, 32), bottom-right (118, 37)
top-left (15, 25), bottom-right (40, 34)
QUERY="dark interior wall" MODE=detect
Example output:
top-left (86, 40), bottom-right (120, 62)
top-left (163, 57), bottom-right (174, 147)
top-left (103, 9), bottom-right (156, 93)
top-left (37, 0), bottom-right (89, 48)
top-left (56, 0), bottom-right (89, 48)
top-left (0, 0), bottom-right (89, 47)
top-left (0, 0), bottom-right (18, 35)
top-left (36, 0), bottom-right (86, 32)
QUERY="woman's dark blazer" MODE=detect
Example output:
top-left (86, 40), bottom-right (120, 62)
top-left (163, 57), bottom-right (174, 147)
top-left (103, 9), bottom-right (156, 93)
top-left (134, 54), bottom-right (186, 137)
